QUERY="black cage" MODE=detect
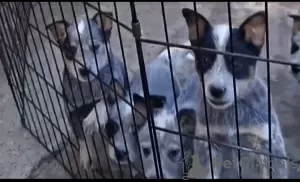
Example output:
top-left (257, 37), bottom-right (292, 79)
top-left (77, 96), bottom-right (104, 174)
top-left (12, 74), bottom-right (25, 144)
top-left (0, 2), bottom-right (299, 179)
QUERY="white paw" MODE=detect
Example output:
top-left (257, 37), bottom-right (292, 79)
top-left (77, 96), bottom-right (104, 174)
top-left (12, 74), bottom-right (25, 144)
top-left (83, 103), bottom-right (108, 135)
top-left (80, 145), bottom-right (92, 171)
top-left (83, 115), bottom-right (100, 135)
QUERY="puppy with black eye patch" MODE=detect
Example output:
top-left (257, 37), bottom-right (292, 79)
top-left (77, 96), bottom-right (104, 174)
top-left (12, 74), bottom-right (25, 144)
top-left (46, 11), bottom-right (130, 172)
top-left (95, 46), bottom-right (194, 179)
top-left (288, 14), bottom-right (300, 83)
top-left (182, 8), bottom-right (288, 179)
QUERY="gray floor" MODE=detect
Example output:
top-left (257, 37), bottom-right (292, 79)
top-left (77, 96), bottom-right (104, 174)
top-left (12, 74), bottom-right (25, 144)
top-left (1, 2), bottom-right (300, 179)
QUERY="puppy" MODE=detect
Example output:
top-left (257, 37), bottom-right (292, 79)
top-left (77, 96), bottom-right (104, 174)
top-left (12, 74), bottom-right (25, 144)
top-left (288, 14), bottom-right (300, 83)
top-left (182, 8), bottom-right (288, 179)
top-left (99, 46), bottom-right (195, 179)
top-left (46, 11), bottom-right (129, 171)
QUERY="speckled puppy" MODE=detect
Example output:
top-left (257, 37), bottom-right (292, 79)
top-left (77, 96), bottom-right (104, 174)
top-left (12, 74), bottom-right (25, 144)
top-left (46, 11), bottom-right (129, 171)
top-left (181, 8), bottom-right (288, 179)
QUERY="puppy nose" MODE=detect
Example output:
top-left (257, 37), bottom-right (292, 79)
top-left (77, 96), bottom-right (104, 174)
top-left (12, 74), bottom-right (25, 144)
top-left (209, 86), bottom-right (226, 98)
top-left (79, 68), bottom-right (90, 77)
top-left (291, 65), bottom-right (300, 74)
top-left (115, 149), bottom-right (128, 161)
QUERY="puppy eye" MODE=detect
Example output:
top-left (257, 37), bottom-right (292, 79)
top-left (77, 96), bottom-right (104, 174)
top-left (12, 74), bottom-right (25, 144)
top-left (142, 147), bottom-right (151, 157)
top-left (168, 148), bottom-right (180, 160)
top-left (90, 44), bottom-right (100, 52)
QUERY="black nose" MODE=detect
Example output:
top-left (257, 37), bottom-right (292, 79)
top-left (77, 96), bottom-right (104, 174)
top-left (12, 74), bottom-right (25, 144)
top-left (115, 149), bottom-right (127, 161)
top-left (210, 86), bottom-right (226, 98)
top-left (79, 68), bottom-right (90, 77)
top-left (291, 65), bottom-right (300, 74)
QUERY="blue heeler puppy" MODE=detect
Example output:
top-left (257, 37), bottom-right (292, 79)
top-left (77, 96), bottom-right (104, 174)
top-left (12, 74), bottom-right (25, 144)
top-left (46, 11), bottom-right (130, 171)
top-left (101, 44), bottom-right (197, 179)
top-left (181, 8), bottom-right (288, 179)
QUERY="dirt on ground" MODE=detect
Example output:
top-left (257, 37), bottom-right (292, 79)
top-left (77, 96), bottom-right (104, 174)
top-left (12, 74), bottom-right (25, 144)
top-left (1, 2), bottom-right (300, 179)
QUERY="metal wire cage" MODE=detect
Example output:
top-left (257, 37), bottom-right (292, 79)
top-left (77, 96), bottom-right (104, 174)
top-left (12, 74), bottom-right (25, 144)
top-left (0, 1), bottom-right (298, 179)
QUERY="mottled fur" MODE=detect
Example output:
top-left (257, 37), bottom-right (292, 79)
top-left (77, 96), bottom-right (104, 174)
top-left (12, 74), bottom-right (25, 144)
top-left (182, 8), bottom-right (288, 179)
top-left (102, 45), bottom-right (195, 179)
top-left (46, 11), bottom-right (129, 173)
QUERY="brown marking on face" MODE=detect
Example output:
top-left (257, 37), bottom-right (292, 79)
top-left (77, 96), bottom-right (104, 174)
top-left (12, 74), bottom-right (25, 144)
top-left (46, 20), bottom-right (69, 44)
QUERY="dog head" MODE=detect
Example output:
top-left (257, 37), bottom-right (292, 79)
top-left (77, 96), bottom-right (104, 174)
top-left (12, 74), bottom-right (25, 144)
top-left (106, 93), bottom-right (166, 169)
top-left (133, 95), bottom-right (196, 179)
top-left (46, 11), bottom-right (113, 82)
top-left (182, 8), bottom-right (266, 109)
top-left (288, 14), bottom-right (300, 82)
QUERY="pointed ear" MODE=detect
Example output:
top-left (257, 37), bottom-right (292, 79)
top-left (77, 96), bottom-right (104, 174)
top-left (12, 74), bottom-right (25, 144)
top-left (178, 108), bottom-right (196, 136)
top-left (107, 79), bottom-right (126, 103)
top-left (46, 20), bottom-right (70, 44)
top-left (288, 14), bottom-right (300, 35)
top-left (239, 11), bottom-right (266, 48)
top-left (105, 119), bottom-right (120, 138)
top-left (182, 8), bottom-right (211, 41)
top-left (132, 93), bottom-right (166, 127)
top-left (92, 10), bottom-right (113, 36)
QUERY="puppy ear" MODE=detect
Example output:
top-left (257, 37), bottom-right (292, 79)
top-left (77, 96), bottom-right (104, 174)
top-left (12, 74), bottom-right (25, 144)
top-left (46, 20), bottom-right (70, 44)
top-left (239, 11), bottom-right (266, 48)
top-left (105, 119), bottom-right (120, 138)
top-left (92, 10), bottom-right (113, 38)
top-left (178, 108), bottom-right (196, 136)
top-left (182, 8), bottom-right (211, 41)
top-left (132, 93), bottom-right (166, 127)
top-left (107, 79), bottom-right (126, 103)
top-left (288, 14), bottom-right (300, 35)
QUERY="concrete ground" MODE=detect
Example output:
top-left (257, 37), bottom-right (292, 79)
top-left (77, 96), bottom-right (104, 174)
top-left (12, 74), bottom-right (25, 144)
top-left (1, 2), bottom-right (300, 179)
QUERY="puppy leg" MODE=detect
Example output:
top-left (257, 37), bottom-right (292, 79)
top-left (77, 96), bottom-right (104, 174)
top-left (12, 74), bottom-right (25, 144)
top-left (83, 101), bottom-right (108, 135)
top-left (238, 133), bottom-right (288, 179)
top-left (79, 136), bottom-right (95, 171)
top-left (193, 139), bottom-right (222, 179)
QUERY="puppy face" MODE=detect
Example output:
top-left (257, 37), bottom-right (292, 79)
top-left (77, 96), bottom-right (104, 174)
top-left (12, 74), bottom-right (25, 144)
top-left (182, 8), bottom-right (266, 109)
top-left (288, 14), bottom-right (300, 83)
top-left (46, 11), bottom-right (113, 82)
top-left (106, 94), bottom-right (166, 168)
top-left (134, 95), bottom-right (196, 179)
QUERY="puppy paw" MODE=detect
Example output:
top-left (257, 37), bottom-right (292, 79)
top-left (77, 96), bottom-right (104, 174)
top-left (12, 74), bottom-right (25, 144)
top-left (80, 145), bottom-right (92, 171)
top-left (83, 102), bottom-right (108, 135)
top-left (83, 114), bottom-right (100, 135)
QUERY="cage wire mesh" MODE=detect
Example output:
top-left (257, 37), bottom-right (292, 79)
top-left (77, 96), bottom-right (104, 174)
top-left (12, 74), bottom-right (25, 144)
top-left (0, 1), bottom-right (299, 179)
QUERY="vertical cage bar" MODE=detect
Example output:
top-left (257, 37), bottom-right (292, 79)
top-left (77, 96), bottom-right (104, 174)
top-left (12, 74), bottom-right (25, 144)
top-left (112, 1), bottom-right (146, 177)
top-left (59, 2), bottom-right (94, 178)
top-left (226, 2), bottom-right (242, 178)
top-left (160, 2), bottom-right (186, 173)
top-left (264, 2), bottom-right (272, 179)
top-left (37, 2), bottom-right (83, 176)
top-left (192, 1), bottom-right (215, 179)
top-left (81, 3), bottom-right (116, 178)
top-left (129, 2), bottom-right (163, 179)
